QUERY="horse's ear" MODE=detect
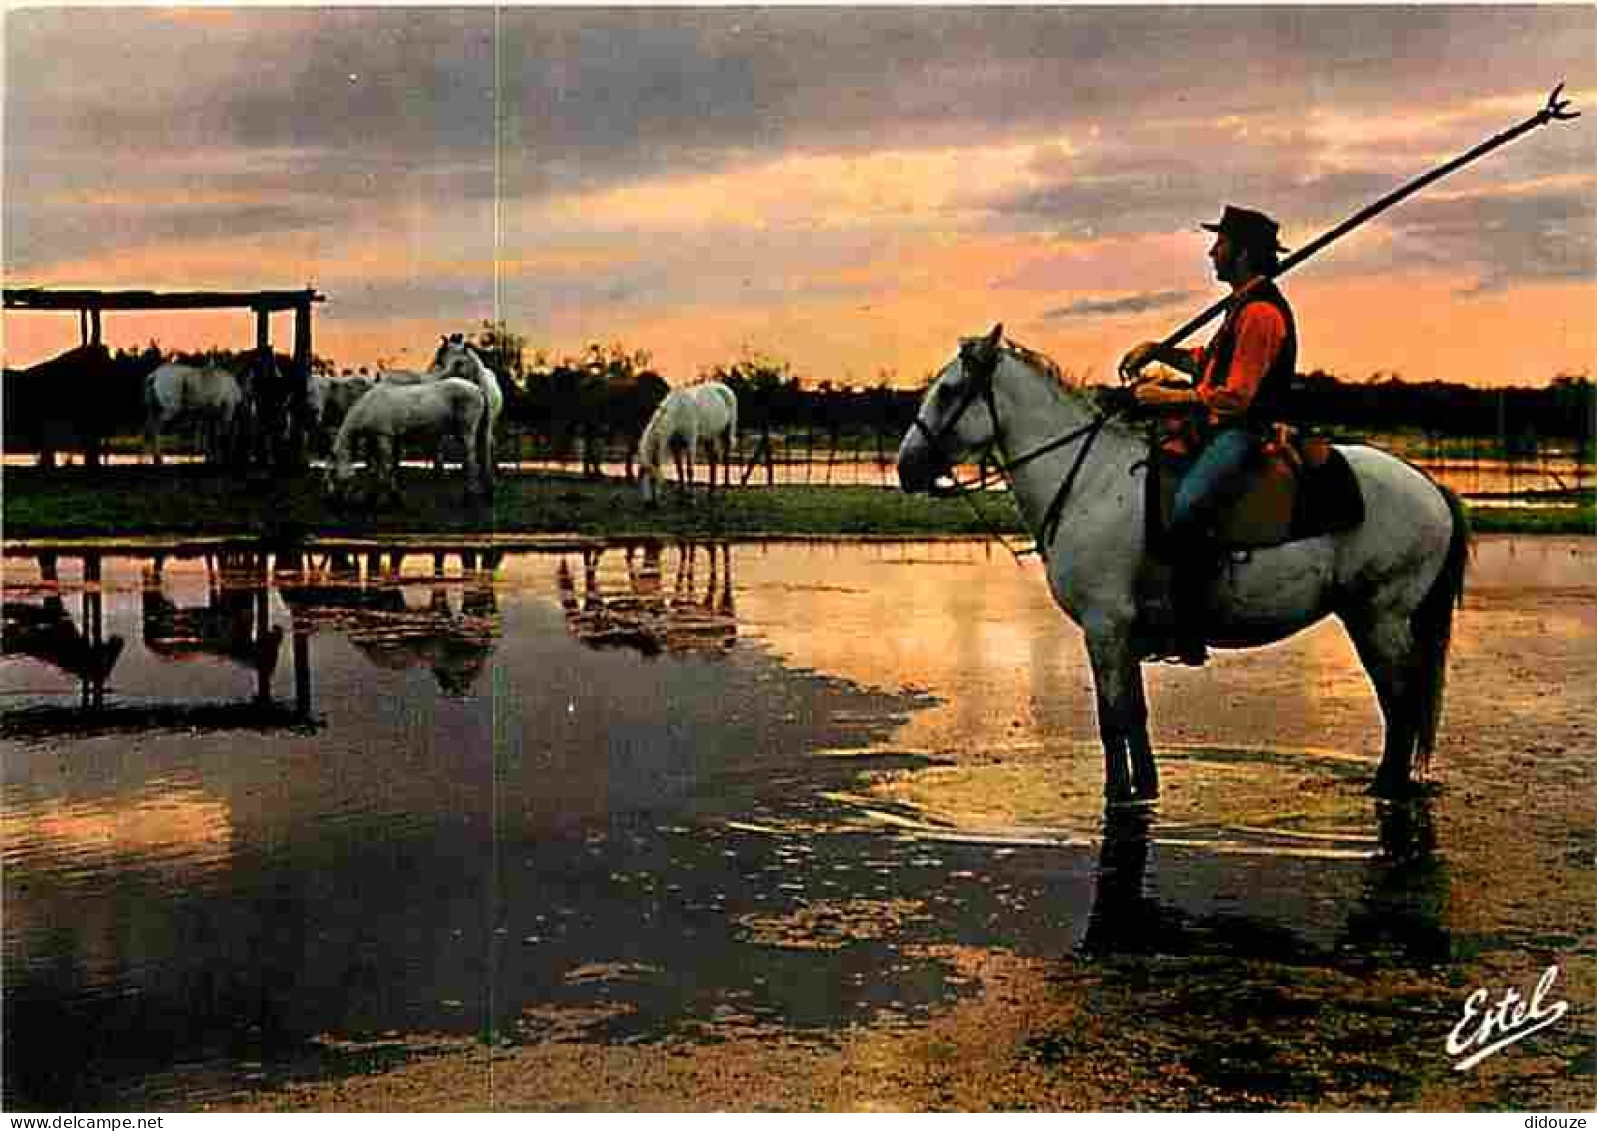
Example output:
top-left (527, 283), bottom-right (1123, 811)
top-left (973, 323), bottom-right (1003, 364)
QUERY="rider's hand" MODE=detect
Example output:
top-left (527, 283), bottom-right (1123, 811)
top-left (1118, 342), bottom-right (1162, 383)
top-left (1133, 382), bottom-right (1195, 408)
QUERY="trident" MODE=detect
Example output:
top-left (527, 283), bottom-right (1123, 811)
top-left (1120, 83), bottom-right (1580, 382)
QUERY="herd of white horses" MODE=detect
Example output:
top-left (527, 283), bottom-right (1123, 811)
top-left (142, 334), bottom-right (737, 506)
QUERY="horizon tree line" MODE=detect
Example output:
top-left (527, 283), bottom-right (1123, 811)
top-left (4, 326), bottom-right (1592, 466)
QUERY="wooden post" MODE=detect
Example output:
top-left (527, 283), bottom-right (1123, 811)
top-left (254, 306), bottom-right (274, 471)
top-left (291, 297), bottom-right (313, 470)
top-left (90, 308), bottom-right (101, 347)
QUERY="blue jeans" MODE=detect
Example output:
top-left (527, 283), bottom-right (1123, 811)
top-left (1170, 426), bottom-right (1257, 541)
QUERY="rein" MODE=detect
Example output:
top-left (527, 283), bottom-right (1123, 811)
top-left (912, 344), bottom-right (1119, 562)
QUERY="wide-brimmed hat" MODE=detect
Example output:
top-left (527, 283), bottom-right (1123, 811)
top-left (1201, 205), bottom-right (1290, 254)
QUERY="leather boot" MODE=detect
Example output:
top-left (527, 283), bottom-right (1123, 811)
top-left (1168, 538), bottom-right (1215, 666)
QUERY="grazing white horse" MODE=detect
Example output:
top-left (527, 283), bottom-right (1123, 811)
top-left (637, 381), bottom-right (739, 505)
top-left (143, 362), bottom-right (245, 465)
top-left (897, 325), bottom-right (1469, 805)
top-left (428, 334), bottom-right (505, 490)
top-left (326, 378), bottom-right (489, 503)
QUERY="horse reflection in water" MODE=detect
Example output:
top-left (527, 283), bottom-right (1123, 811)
top-left (557, 540), bottom-right (736, 657)
top-left (276, 548), bottom-right (502, 698)
top-left (1, 552), bottom-right (124, 707)
top-left (1080, 801), bottom-right (1450, 967)
top-left (142, 552), bottom-right (284, 703)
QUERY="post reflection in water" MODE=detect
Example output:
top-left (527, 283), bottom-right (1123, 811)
top-left (557, 539), bottom-right (737, 657)
top-left (2, 549), bottom-right (312, 739)
top-left (1, 552), bottom-right (124, 708)
top-left (142, 551), bottom-right (284, 703)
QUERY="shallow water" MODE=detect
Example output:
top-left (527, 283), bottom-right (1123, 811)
top-left (2, 537), bottom-right (1592, 1109)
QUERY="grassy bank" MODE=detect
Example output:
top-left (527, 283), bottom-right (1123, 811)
top-left (3, 465), bottom-right (1591, 541)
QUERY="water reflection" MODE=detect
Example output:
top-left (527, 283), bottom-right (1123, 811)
top-left (3, 540), bottom-right (931, 1108)
top-left (1079, 799), bottom-right (1451, 967)
top-left (2, 550), bottom-right (312, 740)
top-left (1339, 799), bottom-right (1453, 967)
top-left (142, 552), bottom-right (283, 701)
top-left (1, 552), bottom-right (123, 707)
top-left (276, 549), bottom-right (502, 698)
top-left (557, 540), bottom-right (736, 657)
top-left (1, 536), bottom-right (1574, 1110)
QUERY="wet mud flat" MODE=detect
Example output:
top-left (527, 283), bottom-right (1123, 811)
top-left (2, 537), bottom-right (1593, 1111)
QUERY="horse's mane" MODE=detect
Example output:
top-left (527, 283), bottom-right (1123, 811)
top-left (1000, 337), bottom-right (1066, 389)
top-left (997, 336), bottom-right (1142, 441)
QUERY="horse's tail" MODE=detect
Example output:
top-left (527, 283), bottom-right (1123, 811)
top-left (1411, 482), bottom-right (1470, 777)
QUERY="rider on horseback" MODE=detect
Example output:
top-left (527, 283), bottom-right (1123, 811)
top-left (1118, 205), bottom-right (1298, 665)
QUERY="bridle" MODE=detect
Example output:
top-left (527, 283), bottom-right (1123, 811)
top-left (910, 339), bottom-right (1116, 561)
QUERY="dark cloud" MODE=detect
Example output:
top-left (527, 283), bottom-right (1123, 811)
top-left (5, 150), bottom-right (494, 276)
top-left (329, 275), bottom-right (499, 328)
top-left (5, 6), bottom-right (1592, 305)
top-left (1389, 184), bottom-right (1597, 292)
top-left (1043, 290), bottom-right (1197, 321)
top-left (10, 7), bottom-right (1592, 195)
top-left (983, 114), bottom-right (1595, 289)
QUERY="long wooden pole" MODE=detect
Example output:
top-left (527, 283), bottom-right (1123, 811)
top-left (1123, 83), bottom-right (1579, 381)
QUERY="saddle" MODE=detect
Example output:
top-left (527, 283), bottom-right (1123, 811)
top-left (1144, 424), bottom-right (1365, 555)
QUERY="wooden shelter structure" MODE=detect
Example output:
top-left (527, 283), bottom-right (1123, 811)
top-left (4, 286), bottom-right (326, 471)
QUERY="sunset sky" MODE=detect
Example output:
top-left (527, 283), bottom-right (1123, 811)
top-left (4, 5), bottom-right (1594, 389)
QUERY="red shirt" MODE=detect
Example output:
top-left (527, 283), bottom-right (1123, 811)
top-left (1184, 302), bottom-right (1289, 425)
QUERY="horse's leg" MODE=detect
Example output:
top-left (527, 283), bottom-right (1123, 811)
top-left (1343, 608), bottom-right (1421, 796)
top-left (373, 436), bottom-right (396, 503)
top-left (1081, 612), bottom-right (1145, 806)
top-left (675, 447), bottom-right (690, 502)
top-left (147, 414), bottom-right (163, 466)
top-left (1126, 672), bottom-right (1158, 800)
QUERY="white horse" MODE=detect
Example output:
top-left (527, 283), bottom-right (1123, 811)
top-left (428, 334), bottom-right (504, 491)
top-left (637, 381), bottom-right (739, 505)
top-left (143, 362), bottom-right (245, 465)
top-left (326, 377), bottom-right (489, 503)
top-left (309, 373), bottom-right (376, 452)
top-left (897, 325), bottom-right (1469, 805)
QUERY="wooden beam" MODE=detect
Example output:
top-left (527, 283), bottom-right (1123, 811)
top-left (4, 287), bottom-right (326, 313)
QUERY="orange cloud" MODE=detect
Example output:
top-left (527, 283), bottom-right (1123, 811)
top-left (533, 139), bottom-right (1067, 236)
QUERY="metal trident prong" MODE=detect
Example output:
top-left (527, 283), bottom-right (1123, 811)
top-left (1543, 82), bottom-right (1579, 122)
